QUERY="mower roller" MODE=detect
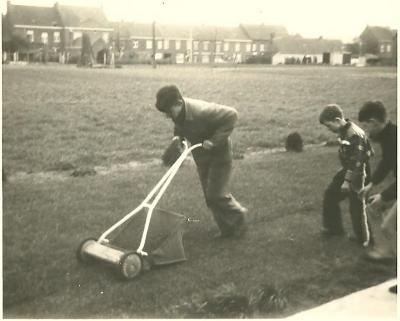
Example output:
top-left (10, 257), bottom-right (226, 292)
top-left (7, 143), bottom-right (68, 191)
top-left (77, 141), bottom-right (202, 280)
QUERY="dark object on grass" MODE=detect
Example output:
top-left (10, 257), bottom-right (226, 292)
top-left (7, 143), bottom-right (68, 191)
top-left (389, 285), bottom-right (397, 294)
top-left (233, 149), bottom-right (245, 160)
top-left (201, 283), bottom-right (249, 318)
top-left (325, 139), bottom-right (340, 147)
top-left (249, 284), bottom-right (288, 313)
top-left (162, 139), bottom-right (184, 167)
top-left (166, 283), bottom-right (287, 318)
top-left (71, 167), bottom-right (97, 177)
top-left (203, 294), bottom-right (249, 317)
top-left (285, 132), bottom-right (303, 152)
top-left (51, 161), bottom-right (76, 171)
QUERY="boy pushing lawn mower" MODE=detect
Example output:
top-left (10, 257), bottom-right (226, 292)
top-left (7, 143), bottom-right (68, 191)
top-left (156, 85), bottom-right (248, 239)
top-left (319, 104), bottom-right (373, 246)
top-left (77, 85), bottom-right (247, 280)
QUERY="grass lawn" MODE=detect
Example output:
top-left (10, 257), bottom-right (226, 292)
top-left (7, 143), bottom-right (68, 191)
top-left (2, 65), bottom-right (397, 318)
top-left (3, 147), bottom-right (396, 318)
top-left (2, 64), bottom-right (397, 174)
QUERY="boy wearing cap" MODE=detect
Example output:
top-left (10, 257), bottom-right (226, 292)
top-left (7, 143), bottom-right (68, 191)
top-left (319, 104), bottom-right (373, 246)
top-left (358, 101), bottom-right (397, 262)
top-left (155, 85), bottom-right (247, 238)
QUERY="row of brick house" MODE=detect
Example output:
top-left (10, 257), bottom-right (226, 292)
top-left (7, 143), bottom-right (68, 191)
top-left (114, 22), bottom-right (288, 64)
top-left (2, 1), bottom-right (397, 66)
top-left (358, 26), bottom-right (397, 65)
top-left (2, 1), bottom-right (113, 64)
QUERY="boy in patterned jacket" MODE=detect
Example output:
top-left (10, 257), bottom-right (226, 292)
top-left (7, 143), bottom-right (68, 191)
top-left (319, 104), bottom-right (373, 246)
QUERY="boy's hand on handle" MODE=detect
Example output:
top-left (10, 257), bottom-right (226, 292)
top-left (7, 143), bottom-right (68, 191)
top-left (359, 182), bottom-right (373, 200)
top-left (340, 181), bottom-right (350, 193)
top-left (202, 140), bottom-right (214, 150)
top-left (367, 193), bottom-right (383, 210)
top-left (161, 137), bottom-right (184, 167)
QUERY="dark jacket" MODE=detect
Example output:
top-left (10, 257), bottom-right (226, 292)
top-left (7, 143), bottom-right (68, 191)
top-left (338, 120), bottom-right (373, 192)
top-left (371, 121), bottom-right (397, 201)
top-left (173, 97), bottom-right (238, 162)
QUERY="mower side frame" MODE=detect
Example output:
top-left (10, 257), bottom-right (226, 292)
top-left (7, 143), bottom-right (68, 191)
top-left (97, 141), bottom-right (202, 256)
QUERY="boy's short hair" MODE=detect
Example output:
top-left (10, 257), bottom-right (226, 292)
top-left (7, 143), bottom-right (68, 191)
top-left (358, 101), bottom-right (387, 122)
top-left (319, 104), bottom-right (344, 124)
top-left (155, 85), bottom-right (182, 112)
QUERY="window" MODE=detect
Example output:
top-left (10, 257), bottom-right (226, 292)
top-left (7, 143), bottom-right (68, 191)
top-left (132, 40), bottom-right (139, 49)
top-left (73, 31), bottom-right (82, 40)
top-left (146, 40), bottom-right (153, 49)
top-left (41, 32), bottom-right (48, 44)
top-left (252, 43), bottom-right (257, 51)
top-left (176, 53), bottom-right (184, 64)
top-left (201, 54), bottom-right (210, 63)
top-left (193, 41), bottom-right (199, 51)
top-left (157, 40), bottom-right (163, 50)
top-left (224, 42), bottom-right (230, 51)
top-left (380, 44), bottom-right (385, 53)
top-left (246, 43), bottom-right (251, 52)
top-left (387, 44), bottom-right (392, 52)
top-left (175, 40), bottom-right (181, 50)
top-left (216, 42), bottom-right (222, 52)
top-left (235, 43), bottom-right (241, 52)
top-left (102, 33), bottom-right (109, 42)
top-left (260, 44), bottom-right (265, 52)
top-left (203, 41), bottom-right (209, 51)
top-left (26, 30), bottom-right (34, 42)
top-left (53, 31), bottom-right (60, 43)
top-left (164, 39), bottom-right (169, 50)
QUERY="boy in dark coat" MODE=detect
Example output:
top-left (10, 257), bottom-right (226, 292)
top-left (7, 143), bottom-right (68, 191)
top-left (319, 104), bottom-right (373, 246)
top-left (358, 101), bottom-right (397, 262)
top-left (155, 85), bottom-right (247, 238)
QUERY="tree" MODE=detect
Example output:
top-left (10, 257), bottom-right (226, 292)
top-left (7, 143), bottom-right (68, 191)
top-left (2, 33), bottom-right (30, 53)
top-left (78, 33), bottom-right (94, 67)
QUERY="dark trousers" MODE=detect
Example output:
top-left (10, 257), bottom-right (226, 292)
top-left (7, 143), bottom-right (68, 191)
top-left (195, 157), bottom-right (246, 234)
top-left (322, 167), bottom-right (371, 245)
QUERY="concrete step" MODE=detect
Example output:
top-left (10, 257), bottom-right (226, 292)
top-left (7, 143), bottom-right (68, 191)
top-left (286, 278), bottom-right (397, 321)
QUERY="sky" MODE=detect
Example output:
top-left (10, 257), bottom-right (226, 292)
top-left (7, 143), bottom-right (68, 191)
top-left (1, 0), bottom-right (399, 42)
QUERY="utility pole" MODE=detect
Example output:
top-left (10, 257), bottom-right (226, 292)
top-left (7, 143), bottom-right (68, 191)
top-left (213, 28), bottom-right (217, 65)
top-left (152, 20), bottom-right (157, 68)
top-left (188, 26), bottom-right (193, 63)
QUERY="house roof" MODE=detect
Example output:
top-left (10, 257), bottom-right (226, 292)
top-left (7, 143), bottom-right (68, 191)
top-left (211, 26), bottom-right (248, 41)
top-left (191, 25), bottom-right (248, 41)
top-left (158, 24), bottom-right (192, 39)
top-left (7, 3), bottom-right (62, 27)
top-left (274, 36), bottom-right (343, 54)
top-left (191, 25), bottom-right (217, 40)
top-left (361, 26), bottom-right (395, 42)
top-left (112, 22), bottom-right (162, 38)
top-left (56, 4), bottom-right (111, 28)
top-left (113, 22), bottom-right (250, 41)
top-left (240, 24), bottom-right (288, 40)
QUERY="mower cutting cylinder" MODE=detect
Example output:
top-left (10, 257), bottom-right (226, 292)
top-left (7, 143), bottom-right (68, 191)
top-left (77, 239), bottom-right (143, 279)
top-left (80, 240), bottom-right (124, 264)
